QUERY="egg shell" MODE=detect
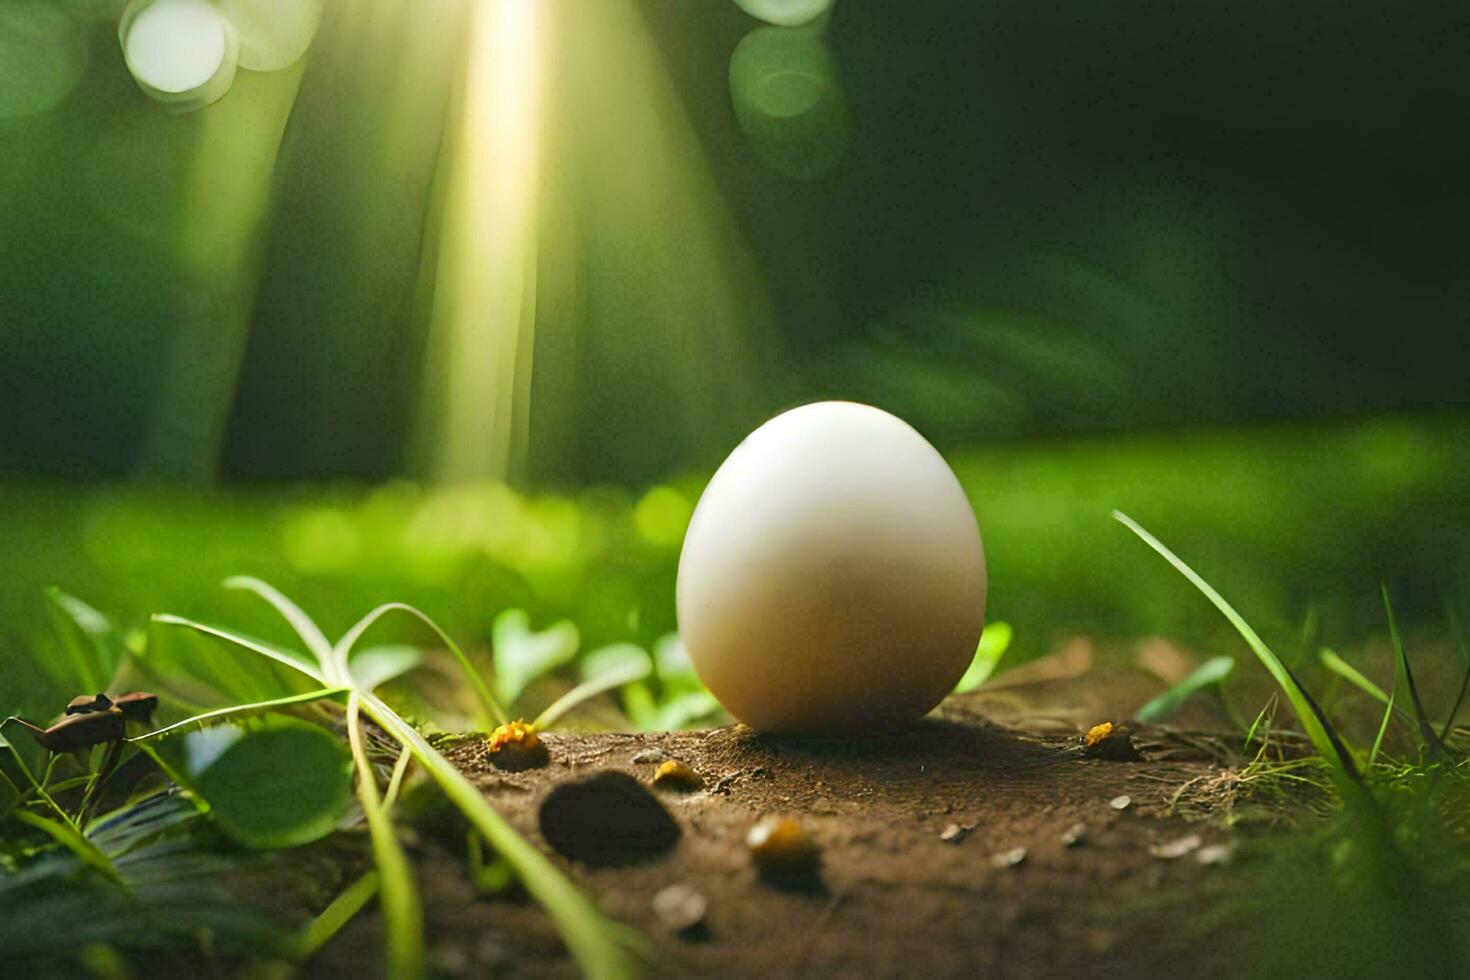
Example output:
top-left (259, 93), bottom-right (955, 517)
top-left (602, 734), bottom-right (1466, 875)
top-left (676, 401), bottom-right (987, 733)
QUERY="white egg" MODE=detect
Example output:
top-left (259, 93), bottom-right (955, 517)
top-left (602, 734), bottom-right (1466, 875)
top-left (677, 401), bottom-right (987, 733)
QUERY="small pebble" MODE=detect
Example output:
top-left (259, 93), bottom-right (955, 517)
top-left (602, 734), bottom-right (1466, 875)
top-left (632, 748), bottom-right (667, 764)
top-left (652, 760), bottom-right (704, 791)
top-left (1061, 822), bottom-right (1087, 847)
top-left (939, 822), bottom-right (973, 844)
top-left (1109, 794), bottom-right (1132, 811)
top-left (1195, 843), bottom-right (1235, 866)
top-left (652, 883), bottom-right (707, 934)
top-left (1149, 833), bottom-right (1202, 860)
top-left (747, 816), bottom-right (821, 879)
top-left (991, 846), bottom-right (1027, 869)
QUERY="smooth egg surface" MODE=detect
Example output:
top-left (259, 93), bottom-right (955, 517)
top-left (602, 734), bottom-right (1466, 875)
top-left (677, 401), bottom-right (987, 732)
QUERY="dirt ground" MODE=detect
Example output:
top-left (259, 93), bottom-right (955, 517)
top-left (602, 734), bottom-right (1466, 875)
top-left (313, 662), bottom-right (1271, 979)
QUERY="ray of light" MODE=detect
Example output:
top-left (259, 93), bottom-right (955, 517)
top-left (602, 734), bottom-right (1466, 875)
top-left (417, 0), bottom-right (543, 482)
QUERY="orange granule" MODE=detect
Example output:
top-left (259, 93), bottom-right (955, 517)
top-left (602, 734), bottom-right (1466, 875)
top-left (1084, 722), bottom-right (1115, 748)
top-left (487, 719), bottom-right (540, 753)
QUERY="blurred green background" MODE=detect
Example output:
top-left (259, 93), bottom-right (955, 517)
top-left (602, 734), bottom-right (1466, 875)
top-left (1, 1), bottom-right (1467, 720)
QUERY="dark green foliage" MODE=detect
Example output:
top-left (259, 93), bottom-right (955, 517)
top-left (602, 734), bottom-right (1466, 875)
top-left (1134, 655), bottom-right (1233, 724)
top-left (194, 719), bottom-right (352, 849)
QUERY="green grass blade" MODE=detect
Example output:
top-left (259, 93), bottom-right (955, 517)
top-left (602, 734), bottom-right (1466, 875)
top-left (1318, 647), bottom-right (1424, 739)
top-left (1381, 585), bottom-right (1443, 754)
top-left (1114, 511), bottom-right (1359, 778)
top-left (381, 747), bottom-right (413, 817)
top-left (129, 688), bottom-right (350, 742)
top-left (335, 603), bottom-right (506, 726)
top-left (1369, 680), bottom-right (1396, 769)
top-left (1242, 694), bottom-right (1274, 750)
top-left (534, 657), bottom-right (652, 730)
top-left (44, 588), bottom-right (124, 696)
top-left (954, 621), bottom-right (1013, 693)
top-left (12, 809), bottom-right (122, 884)
top-left (151, 614), bottom-right (325, 684)
top-left (224, 576), bottom-right (337, 680)
top-left (360, 693), bottom-right (641, 980)
top-left (297, 869), bottom-right (380, 959)
top-left (0, 728), bottom-right (73, 825)
top-left (1318, 648), bottom-right (1389, 704)
top-left (1439, 603), bottom-right (1468, 743)
top-left (347, 695), bottom-right (424, 980)
top-left (467, 832), bottom-right (515, 894)
top-left (1134, 655), bottom-right (1234, 723)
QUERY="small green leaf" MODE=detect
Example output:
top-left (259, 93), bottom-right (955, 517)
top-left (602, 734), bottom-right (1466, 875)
top-left (45, 588), bottom-right (126, 696)
top-left (653, 632), bottom-right (697, 684)
top-left (492, 609), bottom-right (580, 707)
top-left (1135, 656), bottom-right (1234, 723)
top-left (183, 725), bottom-right (246, 779)
top-left (618, 681), bottom-right (661, 730)
top-left (195, 718), bottom-right (352, 849)
top-left (652, 690), bottom-right (721, 730)
top-left (349, 645), bottom-right (423, 692)
top-left (580, 643), bottom-right (652, 684)
top-left (535, 645), bottom-right (652, 730)
top-left (954, 621), bottom-right (1013, 693)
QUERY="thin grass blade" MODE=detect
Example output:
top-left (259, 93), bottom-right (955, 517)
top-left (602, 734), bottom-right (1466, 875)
top-left (151, 614), bottom-right (324, 684)
top-left (381, 746), bottom-right (412, 816)
top-left (1381, 585), bottom-right (1444, 755)
top-left (44, 588), bottom-right (124, 695)
top-left (534, 657), bottom-right (652, 730)
top-left (130, 687), bottom-right (350, 742)
top-left (360, 693), bottom-right (641, 980)
top-left (1369, 680), bottom-right (1397, 769)
top-left (224, 576), bottom-right (337, 680)
top-left (297, 870), bottom-right (380, 959)
top-left (0, 727), bottom-right (74, 825)
top-left (1318, 648), bottom-right (1389, 704)
top-left (1114, 511), bottom-right (1359, 778)
top-left (1242, 694), bottom-right (1275, 751)
top-left (347, 694), bottom-right (424, 980)
top-left (1440, 604), bottom-right (1469, 742)
top-left (1135, 655), bottom-right (1234, 723)
top-left (335, 603), bottom-right (506, 726)
top-left (954, 621), bottom-right (1013, 693)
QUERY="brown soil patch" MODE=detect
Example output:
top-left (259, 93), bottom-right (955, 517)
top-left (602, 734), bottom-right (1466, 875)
top-left (314, 690), bottom-right (1263, 978)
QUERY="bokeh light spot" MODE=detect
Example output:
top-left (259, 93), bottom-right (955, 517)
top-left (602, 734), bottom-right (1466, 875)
top-left (635, 486), bottom-right (693, 548)
top-left (733, 0), bottom-right (835, 28)
top-left (219, 0), bottom-right (322, 72)
top-left (0, 2), bottom-right (89, 121)
top-left (729, 25), bottom-right (850, 180)
top-left (120, 0), bottom-right (239, 110)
